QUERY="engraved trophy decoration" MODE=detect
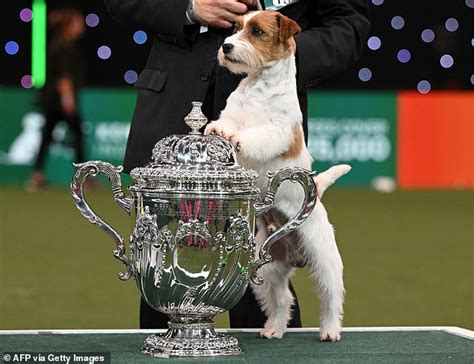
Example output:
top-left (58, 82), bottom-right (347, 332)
top-left (71, 102), bottom-right (317, 358)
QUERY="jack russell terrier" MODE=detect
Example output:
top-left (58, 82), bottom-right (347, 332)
top-left (204, 10), bottom-right (349, 342)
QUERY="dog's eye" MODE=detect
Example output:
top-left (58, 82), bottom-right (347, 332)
top-left (252, 27), bottom-right (264, 36)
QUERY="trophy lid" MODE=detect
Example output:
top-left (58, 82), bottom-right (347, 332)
top-left (129, 102), bottom-right (259, 195)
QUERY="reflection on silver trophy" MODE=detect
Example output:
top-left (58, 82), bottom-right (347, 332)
top-left (71, 102), bottom-right (317, 357)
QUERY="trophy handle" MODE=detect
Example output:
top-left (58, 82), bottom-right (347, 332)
top-left (251, 167), bottom-right (317, 285)
top-left (71, 161), bottom-right (134, 281)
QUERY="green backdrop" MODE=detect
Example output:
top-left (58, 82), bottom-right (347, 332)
top-left (0, 88), bottom-right (396, 186)
top-left (307, 91), bottom-right (396, 185)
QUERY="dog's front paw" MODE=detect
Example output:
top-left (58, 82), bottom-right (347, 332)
top-left (260, 327), bottom-right (285, 339)
top-left (227, 133), bottom-right (242, 152)
top-left (204, 123), bottom-right (241, 149)
top-left (319, 329), bottom-right (341, 342)
top-left (204, 122), bottom-right (224, 136)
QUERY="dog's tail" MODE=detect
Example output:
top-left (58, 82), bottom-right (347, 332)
top-left (314, 164), bottom-right (351, 199)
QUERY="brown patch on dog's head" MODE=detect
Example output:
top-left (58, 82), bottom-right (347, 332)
top-left (242, 12), bottom-right (301, 62)
top-left (219, 11), bottom-right (300, 73)
top-left (277, 13), bottom-right (301, 42)
top-left (282, 124), bottom-right (304, 160)
top-left (234, 16), bottom-right (245, 32)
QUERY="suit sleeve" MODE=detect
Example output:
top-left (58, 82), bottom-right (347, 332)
top-left (104, 0), bottom-right (196, 46)
top-left (295, 0), bottom-right (370, 89)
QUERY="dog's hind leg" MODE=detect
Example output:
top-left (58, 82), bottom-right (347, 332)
top-left (252, 218), bottom-right (295, 339)
top-left (300, 205), bottom-right (345, 341)
top-left (252, 260), bottom-right (294, 339)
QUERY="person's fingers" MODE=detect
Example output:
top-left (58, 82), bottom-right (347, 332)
top-left (215, 19), bottom-right (234, 28)
top-left (222, 0), bottom-right (248, 15)
top-left (195, 0), bottom-right (251, 28)
top-left (239, 0), bottom-right (256, 7)
top-left (220, 9), bottom-right (240, 24)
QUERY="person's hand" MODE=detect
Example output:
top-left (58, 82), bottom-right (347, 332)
top-left (194, 0), bottom-right (256, 29)
top-left (61, 94), bottom-right (76, 115)
top-left (57, 77), bottom-right (76, 115)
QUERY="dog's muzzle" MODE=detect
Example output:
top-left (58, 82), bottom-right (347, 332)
top-left (222, 43), bottom-right (234, 54)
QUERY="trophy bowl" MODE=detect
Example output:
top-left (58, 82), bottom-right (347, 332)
top-left (71, 102), bottom-right (317, 357)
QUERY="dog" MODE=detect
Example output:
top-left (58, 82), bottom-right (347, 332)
top-left (204, 11), bottom-right (348, 342)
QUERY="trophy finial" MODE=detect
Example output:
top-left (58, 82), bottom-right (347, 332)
top-left (185, 101), bottom-right (208, 135)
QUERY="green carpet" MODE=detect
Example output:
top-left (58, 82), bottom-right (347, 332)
top-left (0, 187), bottom-right (473, 330)
top-left (0, 331), bottom-right (472, 363)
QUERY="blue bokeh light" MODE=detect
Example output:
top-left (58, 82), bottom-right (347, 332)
top-left (421, 29), bottom-right (435, 43)
top-left (5, 41), bottom-right (19, 55)
top-left (133, 31), bottom-right (148, 45)
top-left (440, 54), bottom-right (454, 69)
top-left (85, 13), bottom-right (100, 28)
top-left (367, 36), bottom-right (381, 50)
top-left (417, 80), bottom-right (431, 94)
top-left (358, 68), bottom-right (372, 82)
top-left (124, 70), bottom-right (138, 84)
top-left (97, 46), bottom-right (112, 60)
top-left (391, 16), bottom-right (405, 30)
top-left (397, 49), bottom-right (411, 63)
top-left (445, 18), bottom-right (459, 32)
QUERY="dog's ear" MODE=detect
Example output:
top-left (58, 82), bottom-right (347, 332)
top-left (277, 13), bottom-right (301, 41)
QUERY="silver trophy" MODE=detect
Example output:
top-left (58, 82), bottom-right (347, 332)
top-left (71, 102), bottom-right (317, 357)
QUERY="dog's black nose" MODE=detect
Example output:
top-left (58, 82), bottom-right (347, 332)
top-left (222, 43), bottom-right (234, 54)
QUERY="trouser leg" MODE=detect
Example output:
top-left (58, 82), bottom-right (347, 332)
top-left (66, 112), bottom-right (84, 163)
top-left (34, 109), bottom-right (61, 171)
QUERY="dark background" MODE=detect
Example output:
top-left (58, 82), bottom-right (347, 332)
top-left (1, 0), bottom-right (473, 89)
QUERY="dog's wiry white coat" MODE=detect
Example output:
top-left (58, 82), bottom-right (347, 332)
top-left (205, 12), bottom-right (346, 341)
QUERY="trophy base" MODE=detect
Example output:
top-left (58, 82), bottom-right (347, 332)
top-left (140, 321), bottom-right (244, 357)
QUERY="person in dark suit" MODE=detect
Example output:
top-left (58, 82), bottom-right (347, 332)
top-left (104, 0), bottom-right (370, 329)
top-left (27, 8), bottom-right (86, 191)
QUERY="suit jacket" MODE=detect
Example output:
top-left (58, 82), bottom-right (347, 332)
top-left (104, 0), bottom-right (370, 172)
